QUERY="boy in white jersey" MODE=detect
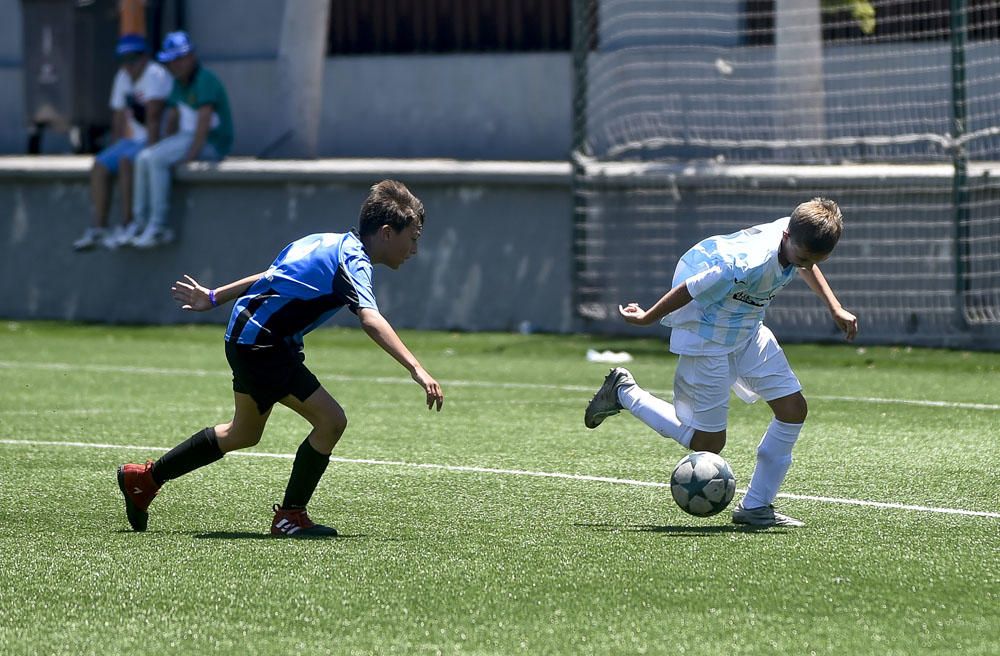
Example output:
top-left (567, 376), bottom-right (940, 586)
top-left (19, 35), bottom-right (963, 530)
top-left (584, 198), bottom-right (858, 527)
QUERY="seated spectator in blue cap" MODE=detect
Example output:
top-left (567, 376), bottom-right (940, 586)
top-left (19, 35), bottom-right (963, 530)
top-left (73, 33), bottom-right (173, 251)
top-left (130, 30), bottom-right (234, 248)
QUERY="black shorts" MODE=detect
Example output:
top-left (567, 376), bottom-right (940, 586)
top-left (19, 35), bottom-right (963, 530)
top-left (225, 341), bottom-right (321, 415)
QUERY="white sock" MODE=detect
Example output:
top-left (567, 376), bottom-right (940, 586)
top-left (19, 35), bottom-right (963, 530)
top-left (742, 418), bottom-right (803, 509)
top-left (617, 383), bottom-right (694, 448)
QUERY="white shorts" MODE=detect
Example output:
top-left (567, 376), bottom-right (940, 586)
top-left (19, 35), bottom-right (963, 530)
top-left (672, 325), bottom-right (801, 432)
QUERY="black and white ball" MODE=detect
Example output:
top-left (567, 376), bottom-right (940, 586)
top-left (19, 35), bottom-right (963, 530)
top-left (670, 452), bottom-right (737, 517)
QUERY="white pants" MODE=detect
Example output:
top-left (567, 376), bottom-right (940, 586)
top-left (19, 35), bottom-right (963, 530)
top-left (133, 133), bottom-right (220, 228)
top-left (673, 325), bottom-right (801, 433)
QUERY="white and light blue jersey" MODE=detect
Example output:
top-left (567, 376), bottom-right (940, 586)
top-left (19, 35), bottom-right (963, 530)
top-left (662, 217), bottom-right (796, 355)
top-left (225, 231), bottom-right (377, 348)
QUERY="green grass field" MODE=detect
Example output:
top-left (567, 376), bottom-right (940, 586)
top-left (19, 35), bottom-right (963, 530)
top-left (1, 321), bottom-right (997, 655)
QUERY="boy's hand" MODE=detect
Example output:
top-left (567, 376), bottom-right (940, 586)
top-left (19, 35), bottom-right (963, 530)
top-left (171, 274), bottom-right (213, 312)
top-left (833, 307), bottom-right (858, 341)
top-left (412, 366), bottom-right (444, 411)
top-left (619, 303), bottom-right (650, 326)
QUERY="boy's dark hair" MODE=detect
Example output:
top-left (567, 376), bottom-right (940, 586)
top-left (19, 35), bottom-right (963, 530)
top-left (789, 197), bottom-right (843, 254)
top-left (358, 180), bottom-right (425, 237)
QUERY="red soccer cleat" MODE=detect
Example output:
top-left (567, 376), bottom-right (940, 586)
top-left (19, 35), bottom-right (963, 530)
top-left (271, 504), bottom-right (338, 538)
top-left (116, 461), bottom-right (160, 532)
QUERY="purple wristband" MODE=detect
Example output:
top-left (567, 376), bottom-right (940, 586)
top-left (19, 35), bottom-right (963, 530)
top-left (209, 289), bottom-right (218, 307)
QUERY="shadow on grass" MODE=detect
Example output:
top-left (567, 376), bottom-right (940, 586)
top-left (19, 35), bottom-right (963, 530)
top-left (113, 529), bottom-right (376, 540)
top-left (575, 523), bottom-right (790, 536)
top-left (193, 531), bottom-right (367, 540)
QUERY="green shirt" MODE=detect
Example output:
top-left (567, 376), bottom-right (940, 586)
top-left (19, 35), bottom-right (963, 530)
top-left (168, 65), bottom-right (234, 157)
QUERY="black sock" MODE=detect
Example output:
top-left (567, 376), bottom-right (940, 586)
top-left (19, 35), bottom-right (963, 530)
top-left (151, 427), bottom-right (224, 485)
top-left (281, 438), bottom-right (330, 509)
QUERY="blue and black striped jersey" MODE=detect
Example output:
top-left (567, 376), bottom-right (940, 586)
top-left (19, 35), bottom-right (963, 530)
top-left (225, 231), bottom-right (377, 348)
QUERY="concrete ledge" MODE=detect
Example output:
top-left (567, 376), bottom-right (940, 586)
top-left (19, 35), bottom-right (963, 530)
top-left (0, 156), bottom-right (572, 186)
top-left (0, 157), bottom-right (578, 333)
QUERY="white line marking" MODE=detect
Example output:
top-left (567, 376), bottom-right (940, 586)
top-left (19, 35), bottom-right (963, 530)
top-left (1, 360), bottom-right (997, 411)
top-left (1, 438), bottom-right (997, 519)
top-left (814, 394), bottom-right (1000, 411)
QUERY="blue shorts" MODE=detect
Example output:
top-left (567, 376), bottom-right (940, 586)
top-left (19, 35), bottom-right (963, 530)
top-left (94, 138), bottom-right (145, 174)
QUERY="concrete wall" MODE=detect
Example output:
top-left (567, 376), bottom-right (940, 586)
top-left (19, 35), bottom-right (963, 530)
top-left (3, 0), bottom-right (573, 160)
top-left (0, 157), bottom-right (576, 334)
top-left (4, 0), bottom-right (997, 161)
top-left (574, 161), bottom-right (1000, 348)
top-left (204, 53), bottom-right (572, 160)
top-left (320, 53), bottom-right (571, 160)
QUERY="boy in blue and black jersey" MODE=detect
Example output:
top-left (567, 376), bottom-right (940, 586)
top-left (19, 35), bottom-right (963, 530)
top-left (117, 180), bottom-right (444, 537)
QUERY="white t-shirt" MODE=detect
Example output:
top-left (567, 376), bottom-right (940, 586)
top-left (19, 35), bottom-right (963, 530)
top-left (662, 217), bottom-right (798, 356)
top-left (108, 61), bottom-right (173, 143)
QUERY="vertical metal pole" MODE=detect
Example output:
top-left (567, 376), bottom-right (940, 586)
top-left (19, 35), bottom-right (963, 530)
top-left (571, 0), bottom-right (595, 318)
top-left (950, 0), bottom-right (969, 327)
top-left (571, 0), bottom-right (592, 165)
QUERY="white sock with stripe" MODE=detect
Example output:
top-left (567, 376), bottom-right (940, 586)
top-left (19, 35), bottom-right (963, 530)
top-left (617, 383), bottom-right (694, 448)
top-left (742, 418), bottom-right (803, 509)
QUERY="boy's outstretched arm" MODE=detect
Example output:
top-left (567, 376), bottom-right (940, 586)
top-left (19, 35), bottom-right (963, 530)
top-left (171, 272), bottom-right (266, 311)
top-left (358, 308), bottom-right (444, 411)
top-left (619, 282), bottom-right (693, 326)
top-left (797, 265), bottom-right (858, 341)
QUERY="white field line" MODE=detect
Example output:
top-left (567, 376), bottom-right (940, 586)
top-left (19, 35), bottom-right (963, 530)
top-left (1, 438), bottom-right (997, 520)
top-left (1, 360), bottom-right (998, 411)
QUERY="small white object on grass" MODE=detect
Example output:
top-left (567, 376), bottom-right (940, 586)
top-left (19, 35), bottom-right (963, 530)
top-left (586, 349), bottom-right (634, 364)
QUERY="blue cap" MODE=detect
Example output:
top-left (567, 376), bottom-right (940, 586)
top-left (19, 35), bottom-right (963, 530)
top-left (115, 34), bottom-right (147, 57)
top-left (156, 31), bottom-right (194, 63)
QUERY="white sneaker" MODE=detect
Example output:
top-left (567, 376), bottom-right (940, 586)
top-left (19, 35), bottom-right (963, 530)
top-left (73, 227), bottom-right (106, 252)
top-left (102, 226), bottom-right (126, 249)
top-left (106, 222), bottom-right (144, 249)
top-left (132, 224), bottom-right (175, 249)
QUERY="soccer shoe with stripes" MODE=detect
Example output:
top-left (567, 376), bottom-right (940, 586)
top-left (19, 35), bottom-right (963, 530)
top-left (271, 504), bottom-right (339, 538)
top-left (117, 461), bottom-right (161, 532)
top-left (731, 502), bottom-right (805, 527)
top-left (584, 367), bottom-right (636, 429)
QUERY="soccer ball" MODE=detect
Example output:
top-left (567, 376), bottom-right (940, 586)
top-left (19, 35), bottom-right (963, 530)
top-left (670, 452), bottom-right (737, 517)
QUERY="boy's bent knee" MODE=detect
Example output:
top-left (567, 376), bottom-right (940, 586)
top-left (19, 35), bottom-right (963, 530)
top-left (690, 429), bottom-right (726, 453)
top-left (769, 392), bottom-right (807, 424)
top-left (311, 410), bottom-right (347, 449)
top-left (214, 422), bottom-right (263, 452)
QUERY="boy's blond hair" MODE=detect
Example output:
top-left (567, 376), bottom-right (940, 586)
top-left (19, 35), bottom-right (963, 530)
top-left (789, 197), bottom-right (843, 254)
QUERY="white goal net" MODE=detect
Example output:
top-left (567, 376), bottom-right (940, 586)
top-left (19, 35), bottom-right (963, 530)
top-left (572, 0), bottom-right (1000, 345)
